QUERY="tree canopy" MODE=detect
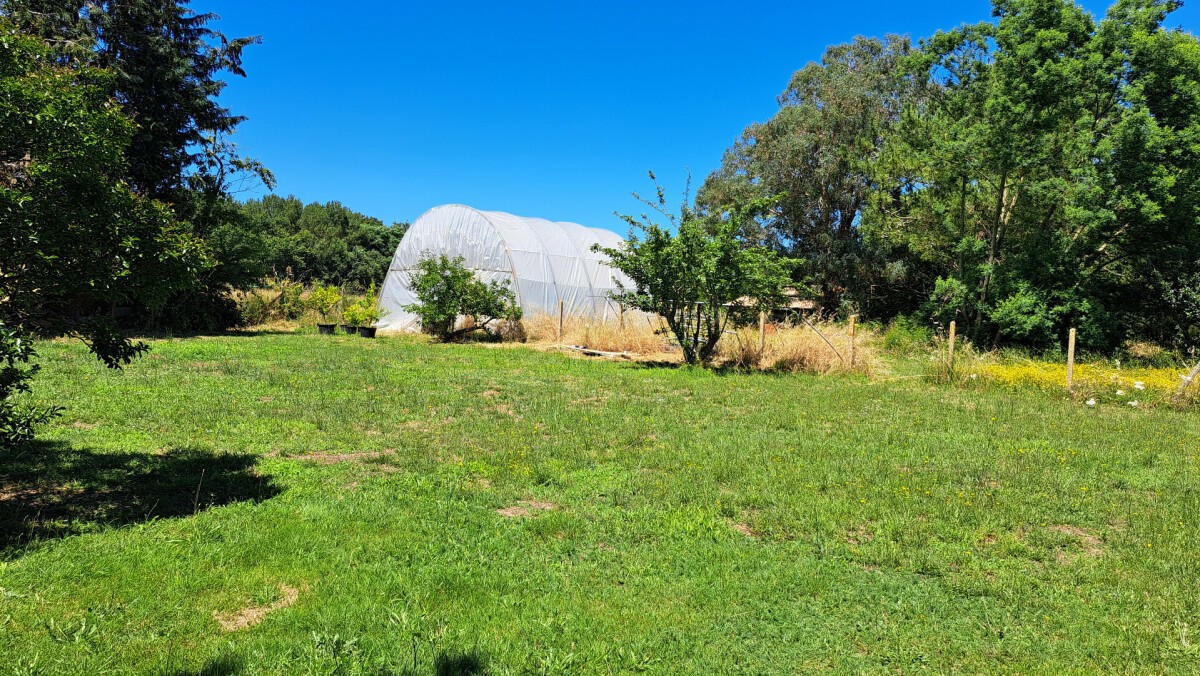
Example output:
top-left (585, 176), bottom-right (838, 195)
top-left (237, 195), bottom-right (408, 291)
top-left (705, 0), bottom-right (1200, 351)
top-left (600, 180), bottom-right (794, 365)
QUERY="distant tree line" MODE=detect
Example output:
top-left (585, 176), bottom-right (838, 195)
top-left (698, 0), bottom-right (1200, 351)
top-left (234, 195), bottom-right (408, 292)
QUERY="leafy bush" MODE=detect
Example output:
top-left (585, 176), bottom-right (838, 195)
top-left (403, 255), bottom-right (521, 341)
top-left (308, 285), bottom-right (342, 323)
top-left (595, 183), bottom-right (794, 366)
top-left (344, 283), bottom-right (386, 327)
top-left (273, 278), bottom-right (307, 320)
top-left (236, 292), bottom-right (272, 326)
top-left (0, 324), bottom-right (61, 447)
top-left (990, 286), bottom-right (1057, 346)
top-left (882, 316), bottom-right (933, 355)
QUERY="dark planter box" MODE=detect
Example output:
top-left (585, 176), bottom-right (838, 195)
top-left (317, 323), bottom-right (336, 335)
top-left (358, 326), bottom-right (378, 338)
top-left (341, 324), bottom-right (358, 334)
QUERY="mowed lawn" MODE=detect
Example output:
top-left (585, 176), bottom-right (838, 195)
top-left (1, 334), bottom-right (1198, 674)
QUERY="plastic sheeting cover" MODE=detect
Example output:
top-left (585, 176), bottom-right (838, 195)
top-left (378, 205), bottom-right (629, 331)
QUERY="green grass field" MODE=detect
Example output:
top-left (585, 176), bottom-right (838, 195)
top-left (1, 333), bottom-right (1198, 673)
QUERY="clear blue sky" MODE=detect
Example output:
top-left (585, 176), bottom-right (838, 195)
top-left (202, 0), bottom-right (1200, 234)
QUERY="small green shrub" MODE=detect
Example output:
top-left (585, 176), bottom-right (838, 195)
top-left (308, 285), bottom-right (342, 323)
top-left (343, 283), bottom-right (386, 327)
top-left (237, 292), bottom-right (273, 326)
top-left (0, 324), bottom-right (61, 447)
top-left (273, 278), bottom-right (307, 320)
top-left (403, 255), bottom-right (521, 341)
top-left (882, 316), bottom-right (933, 355)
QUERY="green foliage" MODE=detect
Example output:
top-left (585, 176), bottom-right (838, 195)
top-left (881, 315), bottom-right (934, 355)
top-left (0, 15), bottom-right (207, 445)
top-left (272, 278), bottom-right (307, 321)
top-left (598, 178), bottom-right (794, 365)
top-left (2, 0), bottom-right (279, 334)
top-left (698, 0), bottom-right (1200, 353)
top-left (922, 277), bottom-right (973, 328)
top-left (699, 35), bottom-right (925, 318)
top-left (3, 0), bottom-right (271, 202)
top-left (236, 195), bottom-right (408, 291)
top-left (990, 286), bottom-right (1058, 346)
top-left (344, 283), bottom-right (386, 327)
top-left (235, 292), bottom-right (273, 327)
top-left (871, 0), bottom-right (1200, 350)
top-left (0, 323), bottom-right (60, 446)
top-left (308, 285), bottom-right (343, 323)
top-left (403, 255), bottom-right (521, 341)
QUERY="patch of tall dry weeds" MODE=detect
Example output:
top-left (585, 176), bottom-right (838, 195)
top-left (718, 321), bottom-right (877, 375)
top-left (523, 312), bottom-right (671, 355)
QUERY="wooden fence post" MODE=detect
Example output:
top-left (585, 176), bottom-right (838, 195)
top-left (849, 314), bottom-right (857, 368)
top-left (1175, 359), bottom-right (1200, 402)
top-left (758, 310), bottom-right (767, 353)
top-left (1066, 328), bottom-right (1077, 390)
top-left (948, 321), bottom-right (957, 377)
top-left (619, 303), bottom-right (625, 332)
top-left (557, 299), bottom-right (564, 341)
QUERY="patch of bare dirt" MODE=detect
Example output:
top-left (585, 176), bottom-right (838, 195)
top-left (480, 389), bottom-right (501, 398)
top-left (214, 584), bottom-right (299, 632)
top-left (845, 524), bottom-right (874, 545)
top-left (291, 451), bottom-right (391, 466)
top-left (489, 404), bottom-right (518, 418)
top-left (570, 395), bottom-right (610, 406)
top-left (1048, 524), bottom-right (1103, 562)
top-left (732, 522), bottom-right (759, 539)
top-left (496, 499), bottom-right (557, 518)
top-left (71, 421), bottom-right (97, 430)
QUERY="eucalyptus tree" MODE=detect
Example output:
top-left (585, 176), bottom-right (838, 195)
top-left (699, 35), bottom-right (921, 316)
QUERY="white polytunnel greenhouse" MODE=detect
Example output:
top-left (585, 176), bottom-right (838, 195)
top-left (376, 204), bottom-right (631, 332)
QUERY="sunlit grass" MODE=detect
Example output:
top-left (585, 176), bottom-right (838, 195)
top-left (0, 333), bottom-right (1197, 673)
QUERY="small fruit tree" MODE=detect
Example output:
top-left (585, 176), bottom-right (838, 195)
top-left (344, 283), bottom-right (386, 327)
top-left (308, 285), bottom-right (342, 324)
top-left (595, 181), bottom-right (793, 365)
top-left (403, 255), bottom-right (522, 341)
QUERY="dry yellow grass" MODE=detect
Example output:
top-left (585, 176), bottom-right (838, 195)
top-left (522, 312), bottom-right (875, 375)
top-left (522, 311), bottom-right (673, 356)
top-left (718, 320), bottom-right (877, 375)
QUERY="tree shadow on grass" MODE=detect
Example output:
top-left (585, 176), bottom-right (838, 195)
top-left (0, 440), bottom-right (279, 558)
top-left (433, 650), bottom-right (489, 676)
